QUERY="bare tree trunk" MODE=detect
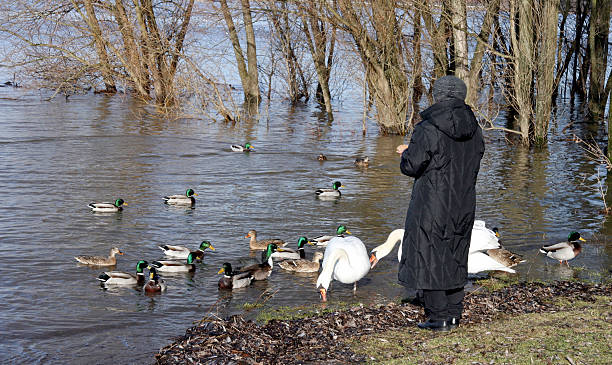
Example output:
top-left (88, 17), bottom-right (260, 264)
top-left (302, 0), bottom-right (335, 119)
top-left (112, 0), bottom-right (150, 97)
top-left (588, 0), bottom-right (610, 120)
top-left (81, 0), bottom-right (116, 93)
top-left (466, 0), bottom-right (500, 106)
top-left (268, 1), bottom-right (309, 103)
top-left (219, 0), bottom-right (260, 105)
top-left (509, 0), bottom-right (534, 143)
top-left (448, 0), bottom-right (468, 80)
top-left (327, 0), bottom-right (409, 134)
top-left (420, 2), bottom-right (449, 79)
top-left (534, 0), bottom-right (558, 145)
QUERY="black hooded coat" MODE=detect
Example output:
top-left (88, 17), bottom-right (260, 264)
top-left (398, 97), bottom-right (484, 290)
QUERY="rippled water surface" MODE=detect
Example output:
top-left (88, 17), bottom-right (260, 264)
top-left (0, 88), bottom-right (611, 363)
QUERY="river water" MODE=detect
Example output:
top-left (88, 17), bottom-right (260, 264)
top-left (0, 86), bottom-right (610, 364)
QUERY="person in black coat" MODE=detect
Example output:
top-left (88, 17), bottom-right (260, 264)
top-left (396, 75), bottom-right (484, 331)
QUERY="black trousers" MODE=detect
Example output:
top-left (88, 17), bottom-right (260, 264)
top-left (423, 287), bottom-right (465, 321)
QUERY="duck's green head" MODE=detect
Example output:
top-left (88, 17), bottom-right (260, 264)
top-left (297, 236), bottom-right (311, 248)
top-left (136, 260), bottom-right (148, 273)
top-left (187, 252), bottom-right (197, 264)
top-left (115, 198), bottom-right (126, 207)
top-left (332, 181), bottom-right (343, 190)
top-left (245, 142), bottom-right (253, 150)
top-left (185, 189), bottom-right (196, 197)
top-left (568, 232), bottom-right (586, 242)
top-left (336, 225), bottom-right (351, 235)
top-left (199, 240), bottom-right (215, 251)
top-left (218, 262), bottom-right (232, 275)
top-left (264, 243), bottom-right (278, 260)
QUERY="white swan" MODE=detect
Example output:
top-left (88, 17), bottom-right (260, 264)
top-left (469, 220), bottom-right (501, 253)
top-left (316, 235), bottom-right (370, 302)
top-left (369, 223), bottom-right (517, 274)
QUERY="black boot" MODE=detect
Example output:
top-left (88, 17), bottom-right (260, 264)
top-left (447, 317), bottom-right (460, 330)
top-left (417, 319), bottom-right (448, 332)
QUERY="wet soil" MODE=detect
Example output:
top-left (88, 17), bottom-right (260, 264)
top-left (154, 281), bottom-right (611, 364)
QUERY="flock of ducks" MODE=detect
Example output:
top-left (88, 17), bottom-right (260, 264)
top-left (75, 146), bottom-right (587, 301)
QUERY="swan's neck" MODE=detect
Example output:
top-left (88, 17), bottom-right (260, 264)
top-left (371, 229), bottom-right (404, 260)
top-left (316, 249), bottom-right (348, 290)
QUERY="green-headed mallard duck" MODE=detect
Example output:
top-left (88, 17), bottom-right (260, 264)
top-left (88, 198), bottom-right (127, 212)
top-left (354, 156), bottom-right (369, 167)
top-left (231, 142), bottom-right (254, 152)
top-left (163, 188), bottom-right (197, 206)
top-left (271, 236), bottom-right (313, 260)
top-left (238, 243), bottom-right (278, 280)
top-left (159, 240), bottom-right (214, 260)
top-left (279, 251), bottom-right (324, 273)
top-left (539, 231), bottom-right (585, 266)
top-left (312, 225), bottom-right (351, 247)
top-left (315, 181), bottom-right (344, 198)
top-left (98, 260), bottom-right (148, 287)
top-left (150, 252), bottom-right (197, 273)
top-left (316, 235), bottom-right (370, 302)
top-left (75, 247), bottom-right (123, 266)
top-left (218, 262), bottom-right (253, 289)
top-left (144, 266), bottom-right (166, 293)
top-left (246, 229), bottom-right (286, 250)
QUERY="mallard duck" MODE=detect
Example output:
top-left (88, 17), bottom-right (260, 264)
top-left (539, 231), bottom-right (585, 266)
top-left (218, 262), bottom-right (253, 289)
top-left (486, 248), bottom-right (525, 267)
top-left (163, 188), bottom-right (197, 205)
top-left (354, 156), bottom-right (369, 167)
top-left (316, 235), bottom-right (370, 302)
top-left (245, 229), bottom-right (286, 250)
top-left (88, 199), bottom-right (127, 212)
top-left (158, 240), bottom-right (215, 260)
top-left (144, 266), bottom-right (166, 293)
top-left (311, 225), bottom-right (351, 247)
top-left (238, 243), bottom-right (278, 280)
top-left (271, 236), bottom-right (313, 260)
top-left (231, 142), bottom-right (254, 152)
top-left (468, 251), bottom-right (516, 274)
top-left (279, 251), bottom-right (324, 273)
top-left (98, 260), bottom-right (149, 287)
top-left (75, 247), bottom-right (123, 266)
top-left (150, 252), bottom-right (197, 273)
top-left (317, 154), bottom-right (327, 161)
top-left (315, 181), bottom-right (344, 198)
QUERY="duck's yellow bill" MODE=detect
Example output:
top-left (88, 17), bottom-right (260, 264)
top-left (579, 237), bottom-right (586, 241)
top-left (209, 245), bottom-right (216, 250)
top-left (346, 230), bottom-right (352, 235)
top-left (217, 268), bottom-right (225, 274)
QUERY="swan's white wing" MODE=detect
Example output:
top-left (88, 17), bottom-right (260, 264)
top-left (469, 225), bottom-right (500, 253)
top-left (323, 236), bottom-right (369, 284)
top-left (468, 252), bottom-right (515, 274)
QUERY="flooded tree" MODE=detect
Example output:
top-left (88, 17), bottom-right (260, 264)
top-left (218, 0), bottom-right (261, 105)
top-left (588, 0), bottom-right (611, 122)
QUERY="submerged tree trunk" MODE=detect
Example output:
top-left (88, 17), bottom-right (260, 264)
top-left (82, 0), bottom-right (117, 93)
top-left (588, 0), bottom-right (611, 121)
top-left (533, 0), bottom-right (558, 145)
top-left (302, 0), bottom-right (335, 120)
top-left (219, 0), bottom-right (260, 105)
top-left (509, 0), bottom-right (534, 143)
top-left (326, 0), bottom-right (409, 134)
top-left (421, 2), bottom-right (450, 79)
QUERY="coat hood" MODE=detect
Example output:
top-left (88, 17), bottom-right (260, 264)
top-left (420, 98), bottom-right (478, 141)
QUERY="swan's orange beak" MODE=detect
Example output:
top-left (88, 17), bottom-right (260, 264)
top-left (319, 288), bottom-right (327, 302)
top-left (369, 253), bottom-right (378, 269)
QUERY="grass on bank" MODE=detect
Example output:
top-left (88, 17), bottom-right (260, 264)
top-left (348, 295), bottom-right (612, 364)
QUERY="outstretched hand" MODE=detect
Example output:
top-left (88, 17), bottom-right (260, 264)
top-left (396, 144), bottom-right (409, 154)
